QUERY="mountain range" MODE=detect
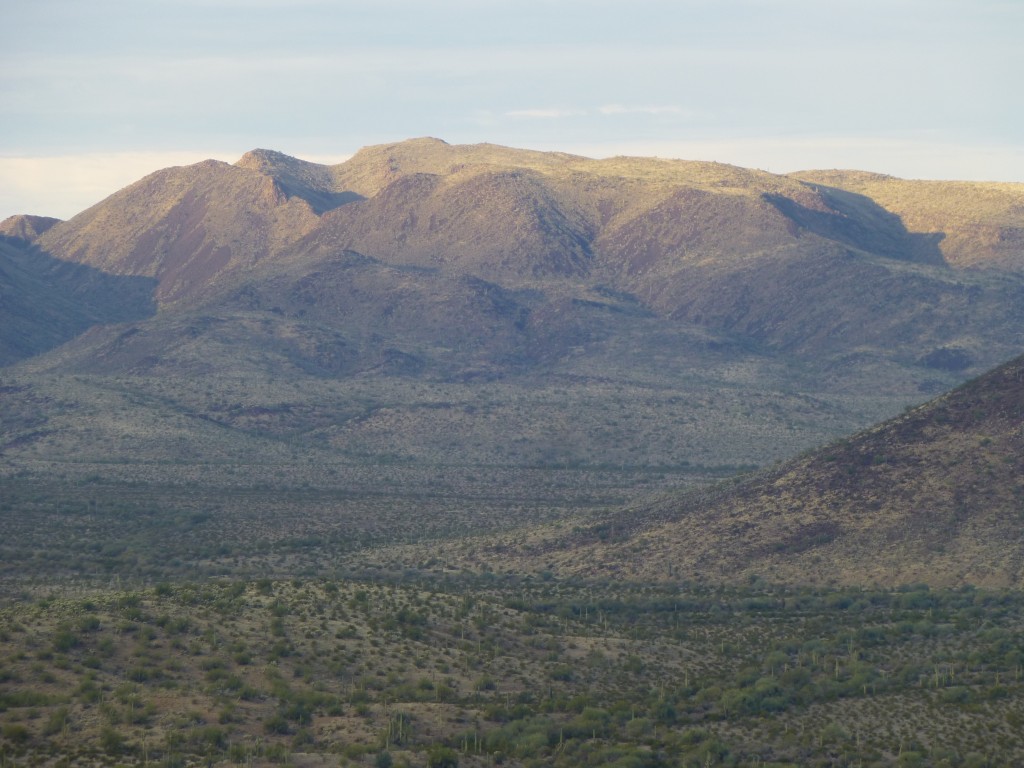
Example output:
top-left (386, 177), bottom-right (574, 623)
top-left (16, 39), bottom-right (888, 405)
top-left (2, 137), bottom-right (1024, 587)
top-left (8, 138), bottom-right (1024, 370)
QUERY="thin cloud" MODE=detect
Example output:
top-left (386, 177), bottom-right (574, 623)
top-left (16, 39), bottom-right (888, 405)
top-left (505, 108), bottom-right (588, 119)
top-left (598, 104), bottom-right (689, 116)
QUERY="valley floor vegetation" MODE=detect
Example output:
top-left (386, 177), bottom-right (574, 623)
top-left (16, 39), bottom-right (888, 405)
top-left (1, 575), bottom-right (1022, 767)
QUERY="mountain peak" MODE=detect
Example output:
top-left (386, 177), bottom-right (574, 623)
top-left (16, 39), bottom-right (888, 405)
top-left (0, 214), bottom-right (62, 243)
top-left (235, 148), bottom-right (308, 171)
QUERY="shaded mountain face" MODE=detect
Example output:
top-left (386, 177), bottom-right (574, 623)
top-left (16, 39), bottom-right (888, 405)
top-left (528, 353), bottom-right (1024, 588)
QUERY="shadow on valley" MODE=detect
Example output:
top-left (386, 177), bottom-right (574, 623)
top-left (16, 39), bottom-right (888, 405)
top-left (280, 186), bottom-right (366, 215)
top-left (764, 187), bottom-right (947, 266)
top-left (0, 236), bottom-right (158, 365)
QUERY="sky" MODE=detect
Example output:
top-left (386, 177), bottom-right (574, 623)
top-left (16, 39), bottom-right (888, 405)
top-left (1, 0), bottom-right (1022, 221)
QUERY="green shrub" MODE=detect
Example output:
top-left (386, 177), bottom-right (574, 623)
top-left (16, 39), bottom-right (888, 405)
top-left (2, 723), bottom-right (30, 744)
top-left (427, 745), bottom-right (459, 768)
top-left (99, 725), bottom-right (124, 754)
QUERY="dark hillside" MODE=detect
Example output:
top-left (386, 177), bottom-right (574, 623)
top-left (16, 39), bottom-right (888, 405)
top-left (520, 354), bottom-right (1024, 587)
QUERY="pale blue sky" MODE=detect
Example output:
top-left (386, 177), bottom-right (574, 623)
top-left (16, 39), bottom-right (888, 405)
top-left (2, 0), bottom-right (1022, 220)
